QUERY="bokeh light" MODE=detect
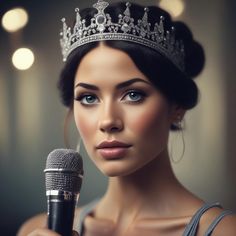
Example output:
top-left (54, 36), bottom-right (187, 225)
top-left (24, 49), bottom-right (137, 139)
top-left (12, 48), bottom-right (35, 70)
top-left (1, 8), bottom-right (28, 32)
top-left (159, 0), bottom-right (185, 18)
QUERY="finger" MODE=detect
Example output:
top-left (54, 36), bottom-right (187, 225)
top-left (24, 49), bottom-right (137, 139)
top-left (28, 228), bottom-right (61, 236)
top-left (72, 230), bottom-right (79, 236)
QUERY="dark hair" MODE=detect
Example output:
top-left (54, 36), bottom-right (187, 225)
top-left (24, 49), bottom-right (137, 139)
top-left (58, 1), bottom-right (205, 130)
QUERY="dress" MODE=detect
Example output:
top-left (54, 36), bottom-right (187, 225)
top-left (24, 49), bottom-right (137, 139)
top-left (76, 200), bottom-right (233, 236)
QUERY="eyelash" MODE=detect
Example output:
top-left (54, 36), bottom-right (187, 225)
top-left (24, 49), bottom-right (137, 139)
top-left (74, 90), bottom-right (147, 106)
top-left (121, 90), bottom-right (147, 103)
top-left (74, 93), bottom-right (99, 105)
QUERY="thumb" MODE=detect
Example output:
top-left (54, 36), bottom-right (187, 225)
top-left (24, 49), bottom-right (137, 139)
top-left (72, 230), bottom-right (79, 236)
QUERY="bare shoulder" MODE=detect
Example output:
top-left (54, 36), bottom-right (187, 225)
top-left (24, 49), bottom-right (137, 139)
top-left (17, 213), bottom-right (47, 236)
top-left (198, 207), bottom-right (236, 236)
top-left (211, 213), bottom-right (236, 236)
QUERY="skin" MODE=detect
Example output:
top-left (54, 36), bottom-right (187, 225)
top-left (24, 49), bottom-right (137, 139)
top-left (72, 44), bottom-right (236, 235)
top-left (72, 44), bottom-right (197, 236)
top-left (73, 44), bottom-right (180, 178)
top-left (17, 43), bottom-right (236, 236)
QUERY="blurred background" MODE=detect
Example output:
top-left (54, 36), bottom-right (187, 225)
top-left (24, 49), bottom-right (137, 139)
top-left (0, 0), bottom-right (235, 235)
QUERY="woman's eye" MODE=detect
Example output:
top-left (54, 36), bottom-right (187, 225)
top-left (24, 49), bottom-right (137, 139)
top-left (123, 90), bottom-right (146, 102)
top-left (75, 94), bottom-right (99, 105)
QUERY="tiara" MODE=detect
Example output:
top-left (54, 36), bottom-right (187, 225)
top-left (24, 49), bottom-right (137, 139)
top-left (60, 0), bottom-right (185, 72)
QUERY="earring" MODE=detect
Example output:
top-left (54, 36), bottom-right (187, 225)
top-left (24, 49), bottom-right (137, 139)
top-left (169, 119), bottom-right (185, 163)
top-left (76, 137), bottom-right (82, 153)
top-left (173, 115), bottom-right (183, 129)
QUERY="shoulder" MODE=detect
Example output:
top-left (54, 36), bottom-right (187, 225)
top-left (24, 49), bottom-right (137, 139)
top-left (198, 206), bottom-right (236, 236)
top-left (17, 213), bottom-right (47, 236)
top-left (211, 213), bottom-right (236, 236)
top-left (73, 201), bottom-right (98, 229)
top-left (74, 207), bottom-right (115, 236)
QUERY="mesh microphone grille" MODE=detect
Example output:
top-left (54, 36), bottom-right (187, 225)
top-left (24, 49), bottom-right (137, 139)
top-left (45, 149), bottom-right (83, 193)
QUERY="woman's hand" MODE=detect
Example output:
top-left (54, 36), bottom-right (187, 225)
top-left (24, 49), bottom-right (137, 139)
top-left (27, 228), bottom-right (79, 236)
top-left (17, 213), bottom-right (79, 236)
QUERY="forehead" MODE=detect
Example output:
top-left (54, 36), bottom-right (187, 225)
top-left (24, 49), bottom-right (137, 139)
top-left (74, 44), bottom-right (150, 84)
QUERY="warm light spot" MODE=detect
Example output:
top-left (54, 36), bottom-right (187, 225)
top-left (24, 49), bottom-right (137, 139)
top-left (159, 0), bottom-right (185, 18)
top-left (12, 48), bottom-right (35, 70)
top-left (1, 8), bottom-right (28, 32)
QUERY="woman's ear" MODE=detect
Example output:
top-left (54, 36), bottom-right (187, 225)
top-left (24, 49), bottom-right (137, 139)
top-left (169, 104), bottom-right (186, 124)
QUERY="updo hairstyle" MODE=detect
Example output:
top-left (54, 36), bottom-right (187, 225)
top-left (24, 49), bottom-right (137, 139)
top-left (58, 1), bottom-right (205, 130)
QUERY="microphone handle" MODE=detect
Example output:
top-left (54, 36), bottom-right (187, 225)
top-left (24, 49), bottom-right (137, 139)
top-left (47, 191), bottom-right (78, 236)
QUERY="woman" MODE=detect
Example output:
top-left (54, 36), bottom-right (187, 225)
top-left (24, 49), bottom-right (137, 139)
top-left (18, 1), bottom-right (236, 235)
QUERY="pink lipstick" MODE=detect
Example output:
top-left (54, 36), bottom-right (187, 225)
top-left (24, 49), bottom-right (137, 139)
top-left (96, 141), bottom-right (132, 159)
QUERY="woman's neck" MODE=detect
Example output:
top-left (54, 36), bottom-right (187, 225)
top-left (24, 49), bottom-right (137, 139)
top-left (99, 148), bottom-right (191, 220)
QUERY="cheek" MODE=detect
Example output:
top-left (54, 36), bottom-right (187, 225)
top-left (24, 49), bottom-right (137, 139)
top-left (73, 107), bottom-right (96, 141)
top-left (127, 104), bottom-right (170, 139)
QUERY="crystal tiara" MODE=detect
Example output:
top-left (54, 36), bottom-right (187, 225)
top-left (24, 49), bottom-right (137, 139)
top-left (60, 0), bottom-right (185, 72)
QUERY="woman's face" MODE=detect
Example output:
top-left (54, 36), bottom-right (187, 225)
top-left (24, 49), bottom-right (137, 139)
top-left (73, 44), bottom-right (178, 177)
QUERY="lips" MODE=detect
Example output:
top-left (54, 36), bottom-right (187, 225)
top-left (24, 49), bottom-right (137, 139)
top-left (97, 140), bottom-right (131, 149)
top-left (96, 140), bottom-right (132, 159)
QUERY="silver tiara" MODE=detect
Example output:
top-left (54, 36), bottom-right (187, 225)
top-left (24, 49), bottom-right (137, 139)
top-left (60, 0), bottom-right (185, 72)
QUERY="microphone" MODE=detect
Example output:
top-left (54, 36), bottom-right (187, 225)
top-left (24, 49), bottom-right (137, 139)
top-left (44, 149), bottom-right (83, 236)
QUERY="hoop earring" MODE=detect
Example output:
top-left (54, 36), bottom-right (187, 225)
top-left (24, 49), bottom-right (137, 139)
top-left (64, 108), bottom-right (73, 149)
top-left (76, 136), bottom-right (82, 153)
top-left (169, 120), bottom-right (185, 163)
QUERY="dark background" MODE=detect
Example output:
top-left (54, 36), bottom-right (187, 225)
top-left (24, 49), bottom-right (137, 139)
top-left (0, 0), bottom-right (236, 235)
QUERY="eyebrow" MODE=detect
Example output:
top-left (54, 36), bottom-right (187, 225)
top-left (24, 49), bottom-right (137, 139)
top-left (74, 78), bottom-right (151, 90)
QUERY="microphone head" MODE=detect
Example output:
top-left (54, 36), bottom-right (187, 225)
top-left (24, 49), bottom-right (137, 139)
top-left (44, 149), bottom-right (83, 194)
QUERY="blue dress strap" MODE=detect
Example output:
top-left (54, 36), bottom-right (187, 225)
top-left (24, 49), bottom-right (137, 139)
top-left (183, 202), bottom-right (222, 236)
top-left (204, 210), bottom-right (234, 236)
top-left (77, 199), bottom-right (100, 235)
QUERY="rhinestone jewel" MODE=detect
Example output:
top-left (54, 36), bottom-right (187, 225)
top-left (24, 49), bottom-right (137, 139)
top-left (60, 0), bottom-right (185, 72)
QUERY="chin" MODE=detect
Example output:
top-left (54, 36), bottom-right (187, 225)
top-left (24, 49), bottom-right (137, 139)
top-left (98, 161), bottom-right (143, 177)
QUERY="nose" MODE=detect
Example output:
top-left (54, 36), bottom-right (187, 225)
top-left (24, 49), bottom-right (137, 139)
top-left (98, 102), bottom-right (123, 133)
